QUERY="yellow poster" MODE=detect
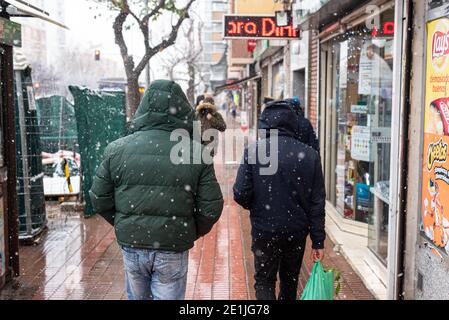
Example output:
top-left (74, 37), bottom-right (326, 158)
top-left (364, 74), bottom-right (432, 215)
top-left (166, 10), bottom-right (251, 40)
top-left (422, 18), bottom-right (449, 253)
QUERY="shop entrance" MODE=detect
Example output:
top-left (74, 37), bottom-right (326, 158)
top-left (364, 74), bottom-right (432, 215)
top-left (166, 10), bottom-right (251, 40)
top-left (320, 7), bottom-right (395, 265)
top-left (293, 69), bottom-right (306, 107)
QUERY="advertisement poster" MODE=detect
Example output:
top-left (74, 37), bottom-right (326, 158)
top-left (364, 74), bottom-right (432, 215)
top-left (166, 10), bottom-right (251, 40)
top-left (358, 42), bottom-right (374, 95)
top-left (421, 17), bottom-right (449, 254)
top-left (358, 41), bottom-right (393, 98)
top-left (356, 183), bottom-right (371, 212)
top-left (351, 126), bottom-right (371, 162)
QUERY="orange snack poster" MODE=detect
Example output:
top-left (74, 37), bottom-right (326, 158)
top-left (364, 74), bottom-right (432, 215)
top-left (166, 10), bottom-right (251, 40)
top-left (422, 17), bottom-right (449, 253)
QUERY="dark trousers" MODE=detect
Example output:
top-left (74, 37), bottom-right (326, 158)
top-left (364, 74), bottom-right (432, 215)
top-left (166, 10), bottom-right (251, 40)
top-left (252, 235), bottom-right (307, 300)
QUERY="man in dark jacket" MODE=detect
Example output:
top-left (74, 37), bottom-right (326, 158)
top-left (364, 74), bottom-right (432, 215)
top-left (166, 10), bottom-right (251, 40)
top-left (233, 100), bottom-right (326, 300)
top-left (285, 97), bottom-right (320, 152)
top-left (90, 80), bottom-right (224, 300)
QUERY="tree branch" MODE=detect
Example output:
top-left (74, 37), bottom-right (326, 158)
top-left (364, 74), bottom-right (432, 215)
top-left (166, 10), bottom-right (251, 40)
top-left (141, 0), bottom-right (167, 26)
top-left (134, 0), bottom-right (195, 75)
top-left (112, 0), bottom-right (135, 78)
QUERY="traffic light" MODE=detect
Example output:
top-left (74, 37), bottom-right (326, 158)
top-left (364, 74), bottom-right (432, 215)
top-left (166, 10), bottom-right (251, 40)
top-left (95, 50), bottom-right (100, 61)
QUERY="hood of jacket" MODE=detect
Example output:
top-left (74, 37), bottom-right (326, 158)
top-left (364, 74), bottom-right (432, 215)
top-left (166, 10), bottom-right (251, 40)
top-left (259, 100), bottom-right (300, 138)
top-left (129, 80), bottom-right (196, 135)
top-left (196, 102), bottom-right (217, 115)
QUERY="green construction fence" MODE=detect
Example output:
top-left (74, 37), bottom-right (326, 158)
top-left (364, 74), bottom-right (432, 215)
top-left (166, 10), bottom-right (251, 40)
top-left (69, 86), bottom-right (126, 216)
top-left (35, 96), bottom-right (78, 154)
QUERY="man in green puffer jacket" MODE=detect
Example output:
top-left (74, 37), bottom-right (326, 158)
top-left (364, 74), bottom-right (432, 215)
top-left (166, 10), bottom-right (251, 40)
top-left (89, 80), bottom-right (224, 300)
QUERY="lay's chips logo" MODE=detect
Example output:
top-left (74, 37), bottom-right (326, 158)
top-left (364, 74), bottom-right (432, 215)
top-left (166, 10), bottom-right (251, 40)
top-left (431, 20), bottom-right (449, 72)
top-left (432, 31), bottom-right (449, 59)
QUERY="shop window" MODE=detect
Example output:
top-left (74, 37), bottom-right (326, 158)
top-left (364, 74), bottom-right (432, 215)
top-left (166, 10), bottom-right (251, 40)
top-left (324, 8), bottom-right (395, 264)
top-left (272, 61), bottom-right (285, 100)
top-left (262, 66), bottom-right (269, 99)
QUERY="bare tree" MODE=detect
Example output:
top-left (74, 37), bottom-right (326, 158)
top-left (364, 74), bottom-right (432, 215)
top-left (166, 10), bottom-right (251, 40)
top-left (94, 0), bottom-right (195, 118)
top-left (159, 16), bottom-right (206, 105)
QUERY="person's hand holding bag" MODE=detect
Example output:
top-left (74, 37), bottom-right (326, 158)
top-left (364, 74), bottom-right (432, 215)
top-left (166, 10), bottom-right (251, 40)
top-left (311, 249), bottom-right (325, 262)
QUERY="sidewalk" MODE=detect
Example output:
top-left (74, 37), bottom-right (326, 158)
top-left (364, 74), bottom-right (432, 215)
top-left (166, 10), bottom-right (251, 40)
top-left (0, 161), bottom-right (374, 300)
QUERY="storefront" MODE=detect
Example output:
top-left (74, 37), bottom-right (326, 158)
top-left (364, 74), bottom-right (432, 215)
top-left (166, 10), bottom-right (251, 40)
top-left (403, 0), bottom-right (449, 300)
top-left (304, 0), bottom-right (409, 299)
top-left (321, 4), bottom-right (395, 263)
top-left (0, 0), bottom-right (67, 289)
top-left (271, 58), bottom-right (285, 99)
top-left (305, 0), bottom-right (449, 300)
top-left (214, 74), bottom-right (261, 133)
top-left (258, 45), bottom-right (287, 101)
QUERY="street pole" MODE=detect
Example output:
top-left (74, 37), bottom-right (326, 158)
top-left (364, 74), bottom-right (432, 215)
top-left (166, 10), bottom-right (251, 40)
top-left (144, 0), bottom-right (150, 88)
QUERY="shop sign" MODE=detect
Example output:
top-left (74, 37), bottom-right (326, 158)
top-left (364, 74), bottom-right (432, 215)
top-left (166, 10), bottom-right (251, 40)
top-left (370, 22), bottom-right (395, 37)
top-left (421, 17), bottom-right (449, 254)
top-left (247, 39), bottom-right (257, 53)
top-left (351, 104), bottom-right (368, 114)
top-left (223, 15), bottom-right (299, 40)
top-left (0, 18), bottom-right (21, 47)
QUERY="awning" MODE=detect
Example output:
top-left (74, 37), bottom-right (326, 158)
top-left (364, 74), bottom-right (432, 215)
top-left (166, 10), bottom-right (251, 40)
top-left (299, 0), bottom-right (371, 31)
top-left (4, 0), bottom-right (69, 29)
top-left (214, 75), bottom-right (262, 94)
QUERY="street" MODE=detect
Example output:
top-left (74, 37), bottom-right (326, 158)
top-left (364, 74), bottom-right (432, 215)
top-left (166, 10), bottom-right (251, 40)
top-left (0, 158), bottom-right (373, 300)
top-left (1, 0), bottom-right (447, 302)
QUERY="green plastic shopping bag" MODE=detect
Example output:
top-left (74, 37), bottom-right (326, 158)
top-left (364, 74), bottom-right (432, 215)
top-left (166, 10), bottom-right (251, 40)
top-left (300, 261), bottom-right (340, 300)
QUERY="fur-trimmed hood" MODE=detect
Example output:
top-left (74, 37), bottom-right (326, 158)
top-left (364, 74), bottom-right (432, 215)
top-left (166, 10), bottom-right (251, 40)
top-left (196, 102), bottom-right (217, 115)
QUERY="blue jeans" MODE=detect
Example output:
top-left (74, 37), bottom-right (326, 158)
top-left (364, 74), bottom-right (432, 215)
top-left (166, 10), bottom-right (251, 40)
top-left (121, 245), bottom-right (189, 300)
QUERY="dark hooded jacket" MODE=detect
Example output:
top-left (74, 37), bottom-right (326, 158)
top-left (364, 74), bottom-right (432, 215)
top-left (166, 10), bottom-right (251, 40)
top-left (297, 110), bottom-right (320, 152)
top-left (233, 100), bottom-right (326, 249)
top-left (89, 80), bottom-right (224, 252)
top-left (282, 99), bottom-right (320, 152)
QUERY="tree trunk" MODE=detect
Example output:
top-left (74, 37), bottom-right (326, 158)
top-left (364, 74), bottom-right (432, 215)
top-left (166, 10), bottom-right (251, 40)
top-left (126, 76), bottom-right (141, 120)
top-left (187, 63), bottom-right (195, 105)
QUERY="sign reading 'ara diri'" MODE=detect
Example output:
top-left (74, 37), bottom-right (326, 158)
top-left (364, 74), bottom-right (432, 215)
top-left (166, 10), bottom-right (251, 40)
top-left (223, 15), bottom-right (300, 40)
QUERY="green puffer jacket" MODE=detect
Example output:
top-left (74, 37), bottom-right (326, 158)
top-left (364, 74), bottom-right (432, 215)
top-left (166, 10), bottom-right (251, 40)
top-left (89, 80), bottom-right (224, 252)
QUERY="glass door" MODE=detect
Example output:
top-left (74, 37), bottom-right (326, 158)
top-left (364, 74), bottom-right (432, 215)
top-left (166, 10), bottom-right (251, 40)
top-left (323, 7), bottom-right (396, 265)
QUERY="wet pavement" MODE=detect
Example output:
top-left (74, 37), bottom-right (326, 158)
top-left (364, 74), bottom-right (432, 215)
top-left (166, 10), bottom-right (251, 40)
top-left (0, 129), bottom-right (375, 300)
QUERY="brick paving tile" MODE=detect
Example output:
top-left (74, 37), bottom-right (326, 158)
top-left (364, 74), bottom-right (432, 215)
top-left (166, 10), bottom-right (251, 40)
top-left (1, 144), bottom-right (375, 300)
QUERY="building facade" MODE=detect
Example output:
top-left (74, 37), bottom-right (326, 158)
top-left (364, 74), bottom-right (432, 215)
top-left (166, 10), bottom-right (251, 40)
top-left (301, 0), bottom-right (449, 300)
top-left (221, 0), bottom-right (310, 132)
top-left (198, 0), bottom-right (229, 91)
top-left (403, 0), bottom-right (449, 300)
top-left (0, 0), bottom-right (67, 290)
top-left (217, 0), bottom-right (449, 300)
